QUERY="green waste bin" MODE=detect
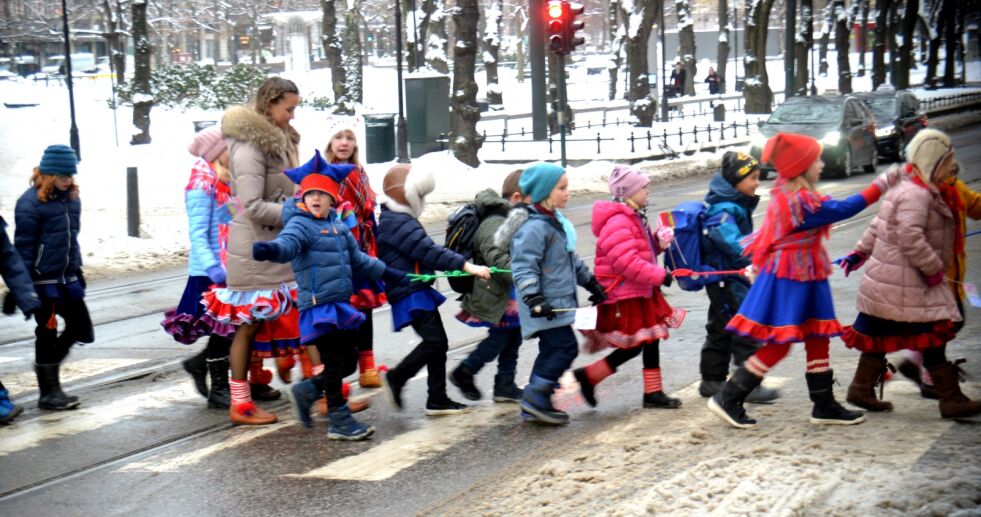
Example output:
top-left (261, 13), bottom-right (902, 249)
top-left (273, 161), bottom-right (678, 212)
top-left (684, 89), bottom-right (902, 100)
top-left (405, 75), bottom-right (451, 158)
top-left (364, 114), bottom-right (396, 163)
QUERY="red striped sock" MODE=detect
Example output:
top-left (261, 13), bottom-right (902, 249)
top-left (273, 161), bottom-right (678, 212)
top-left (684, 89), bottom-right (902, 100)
top-left (230, 379), bottom-right (251, 407)
top-left (745, 343), bottom-right (791, 377)
top-left (585, 359), bottom-right (614, 385)
top-left (359, 350), bottom-right (375, 372)
top-left (643, 368), bottom-right (662, 394)
top-left (312, 364), bottom-right (325, 376)
top-left (804, 337), bottom-right (831, 373)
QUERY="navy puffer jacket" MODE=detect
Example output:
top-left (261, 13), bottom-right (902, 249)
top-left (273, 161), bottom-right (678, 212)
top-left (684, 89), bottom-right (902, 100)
top-left (377, 203), bottom-right (466, 302)
top-left (261, 200), bottom-right (386, 311)
top-left (14, 187), bottom-right (82, 285)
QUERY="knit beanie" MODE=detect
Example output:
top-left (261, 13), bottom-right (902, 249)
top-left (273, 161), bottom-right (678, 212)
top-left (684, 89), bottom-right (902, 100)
top-left (38, 145), bottom-right (78, 175)
top-left (519, 162), bottom-right (566, 204)
top-left (324, 114), bottom-right (364, 160)
top-left (721, 151), bottom-right (760, 186)
top-left (188, 126), bottom-right (227, 163)
top-left (905, 129), bottom-right (953, 182)
top-left (608, 164), bottom-right (650, 199)
top-left (760, 133), bottom-right (821, 179)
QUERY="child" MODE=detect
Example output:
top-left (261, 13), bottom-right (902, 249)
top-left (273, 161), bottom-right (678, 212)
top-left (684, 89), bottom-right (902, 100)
top-left (450, 170), bottom-right (528, 403)
top-left (503, 162), bottom-right (607, 425)
top-left (708, 132), bottom-right (898, 429)
top-left (14, 144), bottom-right (94, 410)
top-left (1, 203), bottom-right (42, 423)
top-left (251, 155), bottom-right (405, 440)
top-left (697, 152), bottom-right (778, 403)
top-left (377, 164), bottom-right (491, 416)
top-left (575, 165), bottom-right (686, 409)
top-left (161, 126), bottom-right (234, 409)
top-left (841, 129), bottom-right (980, 419)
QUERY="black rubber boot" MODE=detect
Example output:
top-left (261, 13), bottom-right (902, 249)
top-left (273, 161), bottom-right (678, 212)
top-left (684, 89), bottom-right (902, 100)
top-left (707, 367), bottom-right (761, 429)
top-left (206, 356), bottom-right (231, 409)
top-left (183, 349), bottom-right (209, 399)
top-left (35, 363), bottom-right (80, 410)
top-left (449, 364), bottom-right (481, 401)
top-left (807, 371), bottom-right (865, 425)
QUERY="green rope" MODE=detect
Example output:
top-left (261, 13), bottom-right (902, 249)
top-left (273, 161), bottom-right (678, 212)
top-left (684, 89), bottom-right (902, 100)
top-left (407, 267), bottom-right (511, 283)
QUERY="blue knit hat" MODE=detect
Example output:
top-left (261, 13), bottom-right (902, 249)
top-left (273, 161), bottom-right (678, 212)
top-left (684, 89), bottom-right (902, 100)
top-left (519, 162), bottom-right (566, 204)
top-left (38, 145), bottom-right (78, 175)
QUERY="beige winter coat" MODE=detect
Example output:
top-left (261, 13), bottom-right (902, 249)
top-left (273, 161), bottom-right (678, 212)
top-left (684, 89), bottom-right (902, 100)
top-left (854, 175), bottom-right (961, 323)
top-left (221, 106), bottom-right (299, 291)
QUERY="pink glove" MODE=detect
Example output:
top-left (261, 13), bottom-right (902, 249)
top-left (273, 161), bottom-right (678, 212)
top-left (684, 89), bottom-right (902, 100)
top-left (924, 270), bottom-right (945, 287)
top-left (656, 226), bottom-right (674, 249)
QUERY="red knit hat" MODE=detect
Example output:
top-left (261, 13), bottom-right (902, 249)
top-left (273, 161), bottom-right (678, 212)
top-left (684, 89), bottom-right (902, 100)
top-left (299, 173), bottom-right (341, 202)
top-left (760, 132), bottom-right (822, 179)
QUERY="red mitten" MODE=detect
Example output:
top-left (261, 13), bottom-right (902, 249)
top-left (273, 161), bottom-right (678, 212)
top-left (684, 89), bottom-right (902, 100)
top-left (924, 270), bottom-right (944, 287)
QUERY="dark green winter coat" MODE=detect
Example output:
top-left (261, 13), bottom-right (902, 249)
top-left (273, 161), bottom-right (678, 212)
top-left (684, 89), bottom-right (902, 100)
top-left (460, 189), bottom-right (513, 323)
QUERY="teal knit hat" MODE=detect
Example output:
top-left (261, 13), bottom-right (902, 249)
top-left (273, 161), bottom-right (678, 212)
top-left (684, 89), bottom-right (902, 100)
top-left (38, 145), bottom-right (78, 175)
top-left (519, 162), bottom-right (566, 204)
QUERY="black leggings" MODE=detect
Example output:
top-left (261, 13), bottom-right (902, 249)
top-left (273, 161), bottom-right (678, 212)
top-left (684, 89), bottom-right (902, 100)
top-left (312, 335), bottom-right (360, 411)
top-left (865, 345), bottom-right (948, 370)
top-left (204, 334), bottom-right (232, 360)
top-left (604, 341), bottom-right (660, 370)
top-left (34, 298), bottom-right (93, 364)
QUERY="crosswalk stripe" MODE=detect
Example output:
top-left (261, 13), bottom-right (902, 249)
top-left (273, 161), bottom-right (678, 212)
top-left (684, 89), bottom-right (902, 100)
top-left (1, 358), bottom-right (147, 397)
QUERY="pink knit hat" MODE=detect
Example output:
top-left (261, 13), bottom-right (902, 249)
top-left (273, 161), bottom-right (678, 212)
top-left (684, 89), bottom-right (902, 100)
top-left (609, 164), bottom-right (650, 199)
top-left (187, 126), bottom-right (227, 163)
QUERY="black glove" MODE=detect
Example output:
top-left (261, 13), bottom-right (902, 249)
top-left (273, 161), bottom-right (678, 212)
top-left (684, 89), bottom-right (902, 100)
top-left (584, 277), bottom-right (607, 306)
top-left (252, 241), bottom-right (278, 261)
top-left (662, 272), bottom-right (673, 289)
top-left (77, 269), bottom-right (86, 289)
top-left (523, 294), bottom-right (556, 320)
top-left (381, 266), bottom-right (410, 286)
top-left (2, 290), bottom-right (14, 316)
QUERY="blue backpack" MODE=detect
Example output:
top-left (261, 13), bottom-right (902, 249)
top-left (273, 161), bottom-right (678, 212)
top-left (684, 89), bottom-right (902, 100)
top-left (661, 201), bottom-right (719, 291)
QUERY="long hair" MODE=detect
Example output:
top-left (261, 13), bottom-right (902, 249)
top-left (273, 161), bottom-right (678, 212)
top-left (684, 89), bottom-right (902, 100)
top-left (30, 168), bottom-right (79, 202)
top-left (325, 128), bottom-right (363, 169)
top-left (252, 77), bottom-right (299, 121)
top-left (778, 174), bottom-right (817, 194)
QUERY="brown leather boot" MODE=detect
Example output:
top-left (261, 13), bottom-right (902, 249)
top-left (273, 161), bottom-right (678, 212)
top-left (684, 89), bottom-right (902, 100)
top-left (930, 362), bottom-right (981, 419)
top-left (229, 402), bottom-right (278, 425)
top-left (846, 354), bottom-right (894, 412)
top-left (316, 396), bottom-right (369, 416)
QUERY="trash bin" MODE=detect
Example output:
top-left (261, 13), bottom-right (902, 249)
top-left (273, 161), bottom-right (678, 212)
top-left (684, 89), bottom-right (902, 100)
top-left (405, 75), bottom-right (451, 158)
top-left (364, 114), bottom-right (396, 163)
top-left (193, 120), bottom-right (217, 132)
top-left (713, 104), bottom-right (726, 122)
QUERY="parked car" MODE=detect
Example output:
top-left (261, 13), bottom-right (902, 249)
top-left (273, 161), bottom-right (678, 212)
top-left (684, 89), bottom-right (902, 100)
top-left (750, 94), bottom-right (878, 179)
top-left (853, 90), bottom-right (927, 161)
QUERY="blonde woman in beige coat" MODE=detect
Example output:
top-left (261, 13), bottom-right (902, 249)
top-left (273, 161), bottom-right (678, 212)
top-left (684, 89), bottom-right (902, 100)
top-left (840, 129), bottom-right (980, 420)
top-left (201, 77), bottom-right (303, 425)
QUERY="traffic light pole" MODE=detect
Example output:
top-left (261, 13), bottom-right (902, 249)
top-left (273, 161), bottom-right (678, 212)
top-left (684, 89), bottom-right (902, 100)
top-left (530, 0), bottom-right (547, 140)
top-left (557, 52), bottom-right (567, 167)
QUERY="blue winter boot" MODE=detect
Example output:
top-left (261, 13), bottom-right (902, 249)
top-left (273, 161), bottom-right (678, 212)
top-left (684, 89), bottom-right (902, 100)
top-left (492, 373), bottom-right (523, 403)
top-left (520, 375), bottom-right (569, 425)
top-left (0, 389), bottom-right (24, 424)
top-left (289, 378), bottom-right (321, 429)
top-left (327, 404), bottom-right (375, 441)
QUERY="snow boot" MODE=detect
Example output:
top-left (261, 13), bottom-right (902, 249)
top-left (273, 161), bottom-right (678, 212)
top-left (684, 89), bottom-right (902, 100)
top-left (807, 371), bottom-right (866, 425)
top-left (381, 370), bottom-right (404, 410)
top-left (206, 356), bottom-right (231, 409)
top-left (248, 362), bottom-right (281, 401)
top-left (290, 378), bottom-right (321, 429)
top-left (327, 404), bottom-right (374, 441)
top-left (0, 389), bottom-right (24, 424)
top-left (698, 379), bottom-right (723, 398)
top-left (572, 368), bottom-right (598, 407)
top-left (35, 363), bottom-right (80, 410)
top-left (745, 385), bottom-right (781, 404)
top-left (450, 364), bottom-right (481, 401)
top-left (229, 402), bottom-right (277, 426)
top-left (520, 375), bottom-right (568, 425)
top-left (707, 367), bottom-right (761, 429)
top-left (929, 361), bottom-right (981, 419)
top-left (846, 353), bottom-right (894, 412)
top-left (643, 391), bottom-right (682, 409)
top-left (182, 350), bottom-right (209, 398)
top-left (897, 357), bottom-right (940, 399)
top-left (492, 373), bottom-right (523, 403)
top-left (425, 396), bottom-right (470, 416)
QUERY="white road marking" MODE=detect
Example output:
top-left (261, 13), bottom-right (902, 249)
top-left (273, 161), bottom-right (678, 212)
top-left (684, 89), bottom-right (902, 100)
top-left (2, 358), bottom-right (147, 397)
top-left (0, 356), bottom-right (18, 365)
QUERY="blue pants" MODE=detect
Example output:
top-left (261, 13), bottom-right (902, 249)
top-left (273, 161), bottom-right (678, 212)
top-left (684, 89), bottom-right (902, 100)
top-left (530, 326), bottom-right (578, 384)
top-left (461, 327), bottom-right (522, 378)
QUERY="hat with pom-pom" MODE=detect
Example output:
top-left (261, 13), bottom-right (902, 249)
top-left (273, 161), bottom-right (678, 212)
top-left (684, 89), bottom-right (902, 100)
top-left (608, 164), bottom-right (650, 199)
top-left (760, 133), bottom-right (821, 179)
top-left (283, 149), bottom-right (356, 201)
top-left (38, 144), bottom-right (78, 175)
top-left (188, 126), bottom-right (227, 163)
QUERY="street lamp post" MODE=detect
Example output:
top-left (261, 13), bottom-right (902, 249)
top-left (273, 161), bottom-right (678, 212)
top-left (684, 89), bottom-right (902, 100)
top-left (394, 0), bottom-right (410, 163)
top-left (61, 0), bottom-right (80, 160)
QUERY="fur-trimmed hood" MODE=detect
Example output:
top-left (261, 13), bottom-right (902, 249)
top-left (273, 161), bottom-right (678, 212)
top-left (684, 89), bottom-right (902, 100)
top-left (493, 203), bottom-right (533, 250)
top-left (221, 106), bottom-right (299, 158)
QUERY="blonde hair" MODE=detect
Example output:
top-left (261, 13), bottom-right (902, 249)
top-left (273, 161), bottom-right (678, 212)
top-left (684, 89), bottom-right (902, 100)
top-left (325, 128), bottom-right (363, 169)
top-left (781, 174), bottom-right (817, 194)
top-left (30, 168), bottom-right (79, 202)
top-left (213, 162), bottom-right (232, 184)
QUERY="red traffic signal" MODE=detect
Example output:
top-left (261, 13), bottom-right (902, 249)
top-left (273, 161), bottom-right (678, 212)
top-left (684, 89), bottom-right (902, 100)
top-left (546, 0), bottom-right (566, 53)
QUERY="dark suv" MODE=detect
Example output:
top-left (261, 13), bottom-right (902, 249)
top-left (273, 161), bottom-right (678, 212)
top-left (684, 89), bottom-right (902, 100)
top-left (853, 90), bottom-right (927, 161)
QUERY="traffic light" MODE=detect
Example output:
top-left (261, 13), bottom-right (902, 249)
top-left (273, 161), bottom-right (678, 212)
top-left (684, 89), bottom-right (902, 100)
top-left (546, 0), bottom-right (566, 54)
top-left (566, 2), bottom-right (585, 53)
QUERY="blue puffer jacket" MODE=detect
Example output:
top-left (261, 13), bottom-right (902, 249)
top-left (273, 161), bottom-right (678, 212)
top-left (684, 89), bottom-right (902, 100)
top-left (186, 187), bottom-right (223, 277)
top-left (508, 207), bottom-right (592, 339)
top-left (261, 200), bottom-right (386, 311)
top-left (702, 173), bottom-right (759, 272)
top-left (14, 187), bottom-right (82, 285)
top-left (377, 203), bottom-right (466, 302)
top-left (1, 216), bottom-right (41, 314)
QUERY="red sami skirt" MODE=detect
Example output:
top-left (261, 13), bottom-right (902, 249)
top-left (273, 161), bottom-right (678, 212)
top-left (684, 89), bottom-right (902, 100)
top-left (841, 312), bottom-right (957, 353)
top-left (580, 295), bottom-right (687, 353)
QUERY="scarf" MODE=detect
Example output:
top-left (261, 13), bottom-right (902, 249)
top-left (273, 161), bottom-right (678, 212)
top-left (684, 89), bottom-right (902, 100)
top-left (913, 172), bottom-right (965, 257)
top-left (742, 177), bottom-right (828, 271)
top-left (535, 204), bottom-right (577, 252)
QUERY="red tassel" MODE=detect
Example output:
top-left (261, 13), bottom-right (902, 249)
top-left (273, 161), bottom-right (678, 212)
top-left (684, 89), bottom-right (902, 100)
top-left (46, 304), bottom-right (57, 330)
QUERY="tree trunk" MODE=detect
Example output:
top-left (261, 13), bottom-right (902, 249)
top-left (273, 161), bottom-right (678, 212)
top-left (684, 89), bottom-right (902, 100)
top-left (717, 0), bottom-right (730, 94)
top-left (794, 0), bottom-right (813, 96)
top-left (344, 1), bottom-right (363, 106)
top-left (857, 0), bottom-right (869, 76)
top-left (676, 0), bottom-right (696, 96)
top-left (872, 0), bottom-right (890, 89)
top-left (514, 10), bottom-right (526, 83)
top-left (925, 1), bottom-right (942, 88)
top-left (818, 3), bottom-right (831, 76)
top-left (896, 0), bottom-right (918, 89)
top-left (423, 0), bottom-right (449, 73)
top-left (834, 0), bottom-right (852, 93)
top-left (942, 0), bottom-right (957, 85)
top-left (621, 0), bottom-right (658, 125)
top-left (131, 0), bottom-right (152, 145)
top-left (608, 0), bottom-right (624, 101)
top-left (322, 0), bottom-right (349, 112)
top-left (450, 0), bottom-right (483, 166)
top-left (101, 0), bottom-right (127, 85)
top-left (744, 0), bottom-right (776, 113)
top-left (483, 0), bottom-right (503, 105)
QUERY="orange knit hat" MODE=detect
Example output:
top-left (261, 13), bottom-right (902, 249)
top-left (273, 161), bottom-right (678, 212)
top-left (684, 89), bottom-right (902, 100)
top-left (299, 174), bottom-right (341, 202)
top-left (761, 132), bottom-right (822, 179)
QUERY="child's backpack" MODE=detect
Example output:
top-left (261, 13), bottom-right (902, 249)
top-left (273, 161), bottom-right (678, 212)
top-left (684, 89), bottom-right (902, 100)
top-left (661, 201), bottom-right (718, 292)
top-left (444, 202), bottom-right (481, 294)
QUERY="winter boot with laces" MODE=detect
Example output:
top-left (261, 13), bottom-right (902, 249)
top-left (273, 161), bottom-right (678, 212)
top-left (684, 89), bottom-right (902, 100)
top-left (520, 375), bottom-right (569, 425)
top-left (643, 391), bottom-right (682, 408)
top-left (807, 371), bottom-right (865, 425)
top-left (35, 363), bottom-right (80, 410)
top-left (206, 356), bottom-right (231, 409)
top-left (492, 373), bottom-right (523, 403)
top-left (327, 404), bottom-right (374, 441)
top-left (450, 364), bottom-right (481, 401)
top-left (425, 396), bottom-right (470, 416)
top-left (846, 353), bottom-right (894, 412)
top-left (182, 350), bottom-right (209, 399)
top-left (708, 367), bottom-right (761, 429)
top-left (0, 389), bottom-right (24, 424)
top-left (929, 361), bottom-right (981, 420)
top-left (290, 378), bottom-right (321, 429)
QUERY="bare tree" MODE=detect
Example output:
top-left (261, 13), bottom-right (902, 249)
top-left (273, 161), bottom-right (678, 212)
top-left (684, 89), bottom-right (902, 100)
top-left (872, 0), bottom-right (892, 89)
top-left (716, 0), bottom-right (730, 94)
top-left (896, 0), bottom-right (919, 88)
top-left (322, 0), bottom-right (349, 111)
top-left (834, 0), bottom-right (852, 92)
top-left (743, 0), bottom-right (776, 113)
top-left (131, 0), bottom-right (152, 145)
top-left (345, 0), bottom-right (364, 106)
top-left (941, 0), bottom-right (957, 85)
top-left (620, 0), bottom-right (658, 125)
top-left (514, 6), bottom-right (527, 83)
top-left (676, 0), bottom-right (696, 95)
top-left (100, 0), bottom-right (128, 84)
top-left (450, 0), bottom-right (483, 166)
top-left (857, 0), bottom-right (869, 76)
top-left (483, 0), bottom-right (503, 105)
top-left (794, 0), bottom-right (813, 96)
top-left (424, 0), bottom-right (449, 73)
top-left (818, 2), bottom-right (831, 77)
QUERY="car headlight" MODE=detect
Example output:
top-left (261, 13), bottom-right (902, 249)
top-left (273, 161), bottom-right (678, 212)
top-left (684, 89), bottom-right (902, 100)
top-left (750, 133), bottom-right (768, 149)
top-left (874, 125), bottom-right (894, 138)
top-left (820, 131), bottom-right (841, 146)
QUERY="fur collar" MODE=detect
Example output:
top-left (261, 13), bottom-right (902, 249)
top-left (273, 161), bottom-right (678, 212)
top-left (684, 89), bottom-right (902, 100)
top-left (382, 199), bottom-right (421, 219)
top-left (221, 106), bottom-right (298, 157)
top-left (493, 204), bottom-right (532, 249)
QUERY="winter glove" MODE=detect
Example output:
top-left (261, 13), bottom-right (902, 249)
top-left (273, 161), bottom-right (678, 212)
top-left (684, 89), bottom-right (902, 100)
top-left (252, 241), bottom-right (278, 262)
top-left (381, 266), bottom-right (410, 286)
top-left (655, 226), bottom-right (675, 249)
top-left (662, 272), bottom-right (673, 289)
top-left (2, 291), bottom-right (14, 316)
top-left (523, 294), bottom-right (556, 320)
top-left (206, 265), bottom-right (227, 285)
top-left (743, 265), bottom-right (758, 284)
top-left (77, 269), bottom-right (86, 289)
top-left (924, 270), bottom-right (945, 287)
top-left (833, 251), bottom-right (868, 277)
top-left (584, 277), bottom-right (608, 306)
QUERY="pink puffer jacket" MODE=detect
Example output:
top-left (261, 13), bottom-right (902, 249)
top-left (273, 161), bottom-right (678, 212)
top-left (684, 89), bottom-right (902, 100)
top-left (854, 176), bottom-right (961, 323)
top-left (592, 201), bottom-right (667, 303)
